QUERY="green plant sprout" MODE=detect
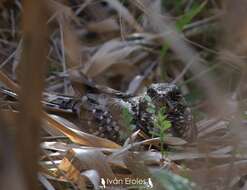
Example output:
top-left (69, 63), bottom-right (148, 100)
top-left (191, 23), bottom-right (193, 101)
top-left (122, 107), bottom-right (135, 139)
top-left (144, 94), bottom-right (156, 114)
top-left (176, 1), bottom-right (207, 31)
top-left (122, 95), bottom-right (172, 160)
top-left (160, 1), bottom-right (207, 80)
top-left (152, 107), bottom-right (172, 160)
top-left (144, 95), bottom-right (172, 160)
top-left (160, 1), bottom-right (207, 58)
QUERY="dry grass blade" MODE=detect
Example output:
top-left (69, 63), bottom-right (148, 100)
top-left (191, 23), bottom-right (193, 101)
top-left (123, 152), bottom-right (163, 189)
top-left (47, 0), bottom-right (78, 23)
top-left (41, 141), bottom-right (73, 153)
top-left (0, 114), bottom-right (27, 190)
top-left (38, 173), bottom-right (56, 190)
top-left (108, 136), bottom-right (186, 162)
top-left (104, 0), bottom-right (142, 32)
top-left (41, 141), bottom-right (117, 154)
top-left (49, 0), bottom-right (82, 68)
top-left (0, 70), bottom-right (19, 92)
top-left (87, 18), bottom-right (119, 33)
top-left (188, 160), bottom-right (247, 188)
top-left (15, 1), bottom-right (49, 189)
top-left (139, 150), bottom-right (234, 163)
top-left (198, 120), bottom-right (229, 138)
top-left (62, 25), bottom-right (82, 68)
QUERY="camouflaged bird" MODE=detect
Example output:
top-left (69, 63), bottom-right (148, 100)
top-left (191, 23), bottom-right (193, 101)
top-left (75, 83), bottom-right (197, 143)
top-left (0, 83), bottom-right (197, 143)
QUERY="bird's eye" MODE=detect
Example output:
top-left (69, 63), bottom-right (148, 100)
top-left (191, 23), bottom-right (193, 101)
top-left (147, 87), bottom-right (157, 98)
top-left (100, 1), bottom-right (109, 7)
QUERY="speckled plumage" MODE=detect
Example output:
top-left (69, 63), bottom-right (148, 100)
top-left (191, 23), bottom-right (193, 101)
top-left (0, 83), bottom-right (196, 143)
top-left (133, 83), bottom-right (196, 142)
top-left (79, 83), bottom-right (197, 143)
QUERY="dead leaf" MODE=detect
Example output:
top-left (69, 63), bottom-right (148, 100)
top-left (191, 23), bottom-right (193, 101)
top-left (58, 148), bottom-right (115, 184)
top-left (83, 40), bottom-right (141, 77)
top-left (45, 113), bottom-right (121, 149)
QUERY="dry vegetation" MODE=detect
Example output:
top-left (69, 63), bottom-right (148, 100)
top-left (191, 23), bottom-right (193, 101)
top-left (1, 0), bottom-right (247, 189)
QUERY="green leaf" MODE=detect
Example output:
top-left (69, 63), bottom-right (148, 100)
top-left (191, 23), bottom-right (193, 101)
top-left (160, 1), bottom-right (206, 58)
top-left (146, 107), bottom-right (156, 114)
top-left (122, 107), bottom-right (133, 126)
top-left (163, 119), bottom-right (172, 130)
top-left (152, 169), bottom-right (195, 190)
top-left (176, 1), bottom-right (207, 31)
top-left (154, 109), bottom-right (171, 132)
top-left (160, 43), bottom-right (170, 58)
top-left (121, 108), bottom-right (135, 139)
top-left (144, 94), bottom-right (152, 102)
top-left (150, 131), bottom-right (160, 136)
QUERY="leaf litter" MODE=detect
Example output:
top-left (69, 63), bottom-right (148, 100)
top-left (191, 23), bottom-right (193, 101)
top-left (0, 0), bottom-right (247, 190)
